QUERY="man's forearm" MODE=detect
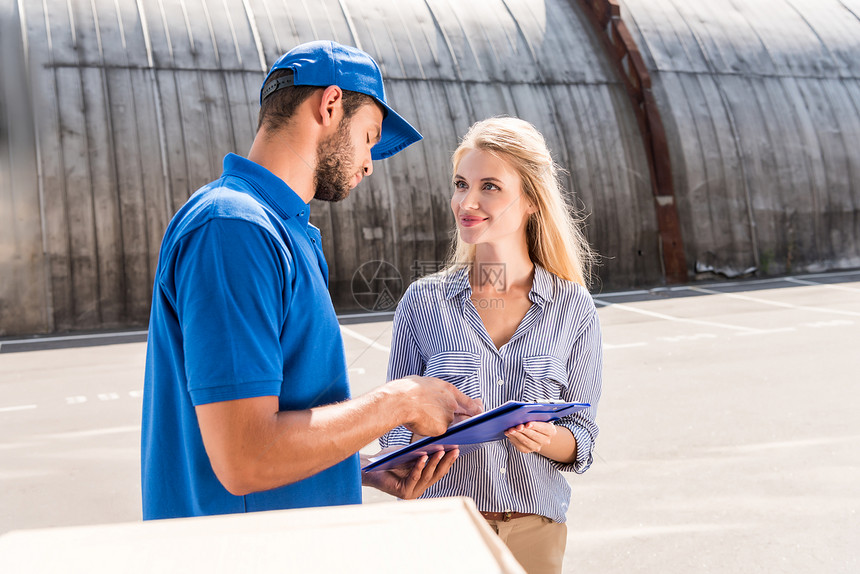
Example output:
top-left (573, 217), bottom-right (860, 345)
top-left (197, 385), bottom-right (410, 496)
top-left (196, 376), bottom-right (479, 496)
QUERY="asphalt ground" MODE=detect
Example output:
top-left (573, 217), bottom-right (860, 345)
top-left (1, 270), bottom-right (858, 573)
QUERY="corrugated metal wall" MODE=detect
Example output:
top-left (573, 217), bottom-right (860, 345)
top-left (2, 0), bottom-right (660, 336)
top-left (623, 0), bottom-right (860, 277)
top-left (1, 0), bottom-right (43, 337)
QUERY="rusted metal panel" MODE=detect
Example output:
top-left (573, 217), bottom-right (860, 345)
top-left (576, 0), bottom-right (688, 283)
top-left (105, 65), bottom-right (152, 325)
top-left (791, 77), bottom-right (860, 267)
top-left (689, 73), bottom-right (757, 272)
top-left (83, 62), bottom-right (126, 327)
top-left (624, 0), bottom-right (860, 278)
top-left (28, 2), bottom-right (73, 333)
top-left (819, 78), bottom-right (860, 264)
top-left (372, 80), bottom-right (442, 296)
top-left (622, 0), bottom-right (713, 74)
top-left (0, 2), bottom-right (48, 335)
top-left (361, 2), bottom-right (436, 81)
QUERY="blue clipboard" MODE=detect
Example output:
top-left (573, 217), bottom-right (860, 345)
top-left (362, 400), bottom-right (590, 472)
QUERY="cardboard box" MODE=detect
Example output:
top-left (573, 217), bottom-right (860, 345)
top-left (0, 497), bottom-right (525, 573)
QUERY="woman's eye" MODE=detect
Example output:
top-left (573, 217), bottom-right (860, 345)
top-left (483, 183), bottom-right (500, 191)
top-left (454, 180), bottom-right (467, 189)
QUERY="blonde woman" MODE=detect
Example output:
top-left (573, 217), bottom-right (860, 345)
top-left (381, 117), bottom-right (602, 574)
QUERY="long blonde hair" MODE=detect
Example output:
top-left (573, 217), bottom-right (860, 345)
top-left (447, 117), bottom-right (595, 288)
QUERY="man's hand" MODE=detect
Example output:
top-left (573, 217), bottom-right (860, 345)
top-left (504, 421), bottom-right (557, 454)
top-left (361, 449), bottom-right (459, 499)
top-left (194, 377), bottom-right (480, 497)
top-left (386, 376), bottom-right (482, 437)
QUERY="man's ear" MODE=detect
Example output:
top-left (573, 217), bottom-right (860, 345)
top-left (318, 85), bottom-right (343, 128)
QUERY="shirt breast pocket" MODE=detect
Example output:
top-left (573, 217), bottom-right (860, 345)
top-left (522, 355), bottom-right (569, 402)
top-left (423, 351), bottom-right (482, 401)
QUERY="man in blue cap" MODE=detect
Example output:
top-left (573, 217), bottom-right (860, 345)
top-left (141, 41), bottom-right (482, 520)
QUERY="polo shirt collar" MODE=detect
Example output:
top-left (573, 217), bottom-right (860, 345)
top-left (222, 153), bottom-right (311, 226)
top-left (442, 263), bottom-right (555, 304)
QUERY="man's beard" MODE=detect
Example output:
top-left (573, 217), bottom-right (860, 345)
top-left (313, 120), bottom-right (357, 202)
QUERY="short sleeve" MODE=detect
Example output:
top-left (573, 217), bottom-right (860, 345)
top-left (173, 218), bottom-right (289, 406)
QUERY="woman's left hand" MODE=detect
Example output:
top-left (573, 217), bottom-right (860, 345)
top-left (504, 421), bottom-right (557, 454)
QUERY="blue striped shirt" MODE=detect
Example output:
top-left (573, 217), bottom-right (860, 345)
top-left (380, 264), bottom-right (602, 523)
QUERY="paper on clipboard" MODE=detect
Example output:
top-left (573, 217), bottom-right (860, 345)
top-left (362, 400), bottom-right (590, 472)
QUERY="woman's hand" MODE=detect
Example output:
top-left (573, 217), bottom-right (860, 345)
top-left (504, 421), bottom-right (557, 454)
top-left (361, 448), bottom-right (459, 499)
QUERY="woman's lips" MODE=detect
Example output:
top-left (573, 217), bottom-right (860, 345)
top-left (459, 216), bottom-right (487, 227)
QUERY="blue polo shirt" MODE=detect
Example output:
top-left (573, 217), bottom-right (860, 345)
top-left (141, 153), bottom-right (360, 520)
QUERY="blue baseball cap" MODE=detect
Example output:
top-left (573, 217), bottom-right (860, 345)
top-left (260, 41), bottom-right (423, 160)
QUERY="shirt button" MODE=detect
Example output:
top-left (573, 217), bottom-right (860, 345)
top-left (500, 467), bottom-right (506, 474)
top-left (497, 379), bottom-right (504, 386)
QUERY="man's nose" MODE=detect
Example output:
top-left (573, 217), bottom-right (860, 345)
top-left (363, 158), bottom-right (373, 177)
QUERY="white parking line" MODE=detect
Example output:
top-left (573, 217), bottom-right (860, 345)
top-left (783, 277), bottom-right (860, 292)
top-left (340, 326), bottom-right (391, 353)
top-left (686, 286), bottom-right (860, 317)
top-left (801, 320), bottom-right (854, 328)
top-left (0, 404), bottom-right (38, 413)
top-left (593, 300), bottom-right (762, 333)
top-left (0, 330), bottom-right (148, 345)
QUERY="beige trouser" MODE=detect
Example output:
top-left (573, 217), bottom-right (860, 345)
top-left (485, 514), bottom-right (567, 574)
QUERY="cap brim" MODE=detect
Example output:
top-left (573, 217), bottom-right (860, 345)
top-left (371, 101), bottom-right (423, 160)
